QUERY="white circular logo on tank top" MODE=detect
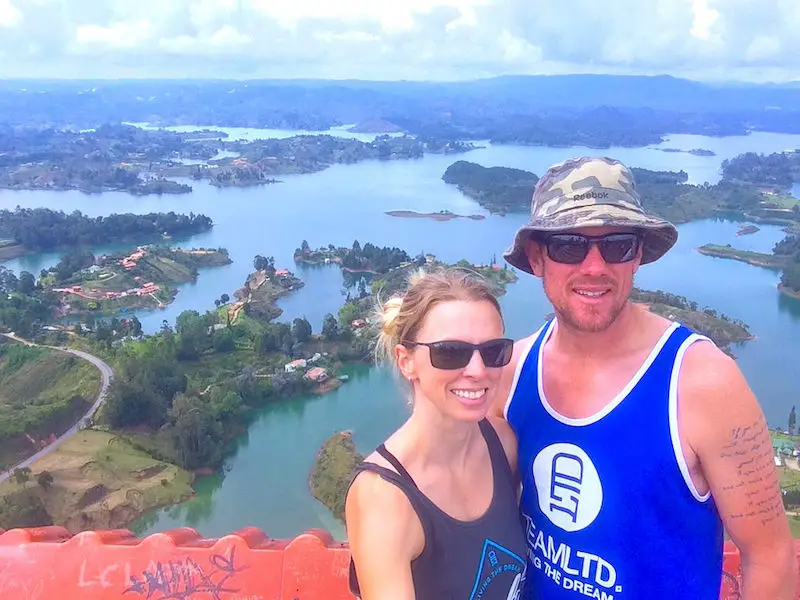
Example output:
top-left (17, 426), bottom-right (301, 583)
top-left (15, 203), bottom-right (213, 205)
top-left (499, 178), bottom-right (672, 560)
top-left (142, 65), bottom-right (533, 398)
top-left (532, 443), bottom-right (603, 532)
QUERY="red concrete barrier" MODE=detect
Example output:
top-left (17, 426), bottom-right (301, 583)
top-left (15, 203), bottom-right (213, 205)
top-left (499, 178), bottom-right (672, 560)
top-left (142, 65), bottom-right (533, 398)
top-left (0, 526), bottom-right (789, 599)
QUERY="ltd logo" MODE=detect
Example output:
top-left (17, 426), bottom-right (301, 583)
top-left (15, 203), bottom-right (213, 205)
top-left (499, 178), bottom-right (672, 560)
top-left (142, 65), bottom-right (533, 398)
top-left (532, 443), bottom-right (602, 532)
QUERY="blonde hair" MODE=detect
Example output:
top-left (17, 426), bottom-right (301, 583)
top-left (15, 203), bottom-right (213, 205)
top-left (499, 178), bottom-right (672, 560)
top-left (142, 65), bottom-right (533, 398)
top-left (373, 266), bottom-right (503, 369)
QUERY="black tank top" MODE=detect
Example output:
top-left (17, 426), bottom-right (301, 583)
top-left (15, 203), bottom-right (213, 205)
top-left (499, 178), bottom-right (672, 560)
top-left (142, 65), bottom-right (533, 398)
top-left (348, 419), bottom-right (528, 600)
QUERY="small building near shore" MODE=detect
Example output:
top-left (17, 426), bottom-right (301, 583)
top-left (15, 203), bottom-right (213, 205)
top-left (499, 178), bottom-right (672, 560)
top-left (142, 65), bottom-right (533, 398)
top-left (285, 359), bottom-right (307, 373)
top-left (305, 367), bottom-right (329, 383)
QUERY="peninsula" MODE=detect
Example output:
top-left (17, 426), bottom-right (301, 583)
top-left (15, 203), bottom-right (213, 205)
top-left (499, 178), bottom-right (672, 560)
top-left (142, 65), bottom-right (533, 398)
top-left (48, 245), bottom-right (232, 316)
top-left (441, 159), bottom-right (800, 229)
top-left (0, 207), bottom-right (214, 261)
top-left (697, 232), bottom-right (800, 299)
top-left (442, 161), bottom-right (540, 215)
top-left (629, 289), bottom-right (753, 354)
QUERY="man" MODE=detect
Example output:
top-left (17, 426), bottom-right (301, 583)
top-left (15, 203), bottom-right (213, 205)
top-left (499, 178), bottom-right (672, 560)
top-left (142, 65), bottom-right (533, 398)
top-left (493, 156), bottom-right (796, 599)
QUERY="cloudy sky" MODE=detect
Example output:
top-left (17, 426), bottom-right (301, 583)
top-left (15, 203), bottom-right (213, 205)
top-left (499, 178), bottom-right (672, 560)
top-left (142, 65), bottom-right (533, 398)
top-left (0, 0), bottom-right (798, 82)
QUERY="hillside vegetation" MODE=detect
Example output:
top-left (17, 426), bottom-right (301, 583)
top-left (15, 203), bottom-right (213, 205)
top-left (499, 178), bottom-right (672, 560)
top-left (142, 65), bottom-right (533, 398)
top-left (0, 430), bottom-right (193, 532)
top-left (0, 341), bottom-right (100, 468)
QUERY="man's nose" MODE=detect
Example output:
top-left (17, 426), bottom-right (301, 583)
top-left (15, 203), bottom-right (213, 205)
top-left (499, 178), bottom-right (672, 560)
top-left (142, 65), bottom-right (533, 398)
top-left (579, 243), bottom-right (607, 275)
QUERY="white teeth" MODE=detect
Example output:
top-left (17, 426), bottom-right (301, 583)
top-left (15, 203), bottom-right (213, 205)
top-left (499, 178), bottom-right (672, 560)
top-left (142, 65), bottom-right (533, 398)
top-left (452, 389), bottom-right (486, 400)
top-left (576, 290), bottom-right (604, 297)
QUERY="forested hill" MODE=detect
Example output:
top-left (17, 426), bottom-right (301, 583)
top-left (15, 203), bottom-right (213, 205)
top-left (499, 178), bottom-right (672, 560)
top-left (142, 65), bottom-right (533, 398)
top-left (442, 161), bottom-right (539, 215)
top-left (721, 151), bottom-right (800, 188)
top-left (441, 161), bottom-right (764, 223)
top-left (0, 208), bottom-right (213, 251)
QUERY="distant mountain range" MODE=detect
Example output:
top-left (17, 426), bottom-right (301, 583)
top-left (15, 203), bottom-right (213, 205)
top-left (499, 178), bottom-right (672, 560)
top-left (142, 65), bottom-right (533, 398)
top-left (3, 74), bottom-right (800, 145)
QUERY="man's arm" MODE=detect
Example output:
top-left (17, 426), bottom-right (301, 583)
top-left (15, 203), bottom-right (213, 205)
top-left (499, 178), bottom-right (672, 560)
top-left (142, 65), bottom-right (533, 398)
top-left (681, 342), bottom-right (797, 600)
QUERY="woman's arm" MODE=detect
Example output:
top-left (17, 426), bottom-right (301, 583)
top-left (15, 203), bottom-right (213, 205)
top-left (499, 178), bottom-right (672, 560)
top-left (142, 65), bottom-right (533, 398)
top-left (345, 470), bottom-right (425, 600)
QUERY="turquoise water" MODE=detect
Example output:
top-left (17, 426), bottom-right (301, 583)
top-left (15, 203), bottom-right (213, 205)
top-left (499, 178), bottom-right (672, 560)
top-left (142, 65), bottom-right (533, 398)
top-left (1, 130), bottom-right (799, 539)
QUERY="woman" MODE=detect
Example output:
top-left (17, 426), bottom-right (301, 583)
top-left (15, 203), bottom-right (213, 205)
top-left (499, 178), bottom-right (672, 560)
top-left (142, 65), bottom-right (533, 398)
top-left (345, 267), bottom-right (527, 600)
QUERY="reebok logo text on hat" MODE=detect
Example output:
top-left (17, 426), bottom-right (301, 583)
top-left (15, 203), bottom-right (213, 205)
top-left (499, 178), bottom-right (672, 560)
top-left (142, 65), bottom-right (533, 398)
top-left (502, 156), bottom-right (679, 275)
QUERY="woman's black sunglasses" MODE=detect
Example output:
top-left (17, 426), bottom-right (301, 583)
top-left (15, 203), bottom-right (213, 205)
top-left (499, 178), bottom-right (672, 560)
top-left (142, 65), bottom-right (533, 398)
top-left (402, 338), bottom-right (514, 370)
top-left (540, 232), bottom-right (641, 265)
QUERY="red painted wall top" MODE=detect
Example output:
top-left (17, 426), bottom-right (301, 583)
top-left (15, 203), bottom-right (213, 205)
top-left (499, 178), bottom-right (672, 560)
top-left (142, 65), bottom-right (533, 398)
top-left (0, 526), bottom-right (790, 599)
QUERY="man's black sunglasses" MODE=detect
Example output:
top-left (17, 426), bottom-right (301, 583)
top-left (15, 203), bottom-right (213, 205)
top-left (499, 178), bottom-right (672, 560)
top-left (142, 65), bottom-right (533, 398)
top-left (540, 232), bottom-right (641, 265)
top-left (402, 338), bottom-right (514, 370)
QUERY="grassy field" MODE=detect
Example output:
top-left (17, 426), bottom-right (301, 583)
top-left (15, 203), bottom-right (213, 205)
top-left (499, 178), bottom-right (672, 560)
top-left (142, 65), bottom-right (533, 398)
top-left (763, 192), bottom-right (800, 209)
top-left (0, 429), bottom-right (194, 531)
top-left (0, 341), bottom-right (100, 469)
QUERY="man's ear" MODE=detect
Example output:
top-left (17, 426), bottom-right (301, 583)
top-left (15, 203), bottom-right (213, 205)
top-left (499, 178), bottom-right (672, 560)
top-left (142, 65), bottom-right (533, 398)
top-left (524, 238), bottom-right (545, 277)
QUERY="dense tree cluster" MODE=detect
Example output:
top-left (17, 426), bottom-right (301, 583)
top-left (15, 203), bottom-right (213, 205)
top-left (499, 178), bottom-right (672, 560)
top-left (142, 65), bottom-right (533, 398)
top-left (721, 151), bottom-right (800, 187)
top-left (0, 266), bottom-right (56, 337)
top-left (774, 233), bottom-right (800, 257)
top-left (340, 241), bottom-right (411, 274)
top-left (442, 161), bottom-right (539, 214)
top-left (0, 207), bottom-right (212, 251)
top-left (102, 291), bottom-right (319, 470)
top-left (772, 234), bottom-right (800, 292)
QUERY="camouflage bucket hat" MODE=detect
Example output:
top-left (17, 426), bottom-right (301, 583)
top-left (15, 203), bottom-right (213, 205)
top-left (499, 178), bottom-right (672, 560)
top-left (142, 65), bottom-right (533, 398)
top-left (503, 156), bottom-right (678, 275)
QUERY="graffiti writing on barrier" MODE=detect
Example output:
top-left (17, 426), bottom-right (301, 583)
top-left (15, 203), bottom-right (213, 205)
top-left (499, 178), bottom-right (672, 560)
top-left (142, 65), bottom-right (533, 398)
top-left (720, 570), bottom-right (742, 600)
top-left (124, 547), bottom-right (247, 600)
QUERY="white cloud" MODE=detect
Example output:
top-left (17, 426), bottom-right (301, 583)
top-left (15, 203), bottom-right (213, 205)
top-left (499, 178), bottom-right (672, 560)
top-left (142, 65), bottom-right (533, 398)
top-left (0, 0), bottom-right (21, 27)
top-left (75, 20), bottom-right (152, 50)
top-left (690, 0), bottom-right (719, 40)
top-left (0, 0), bottom-right (798, 81)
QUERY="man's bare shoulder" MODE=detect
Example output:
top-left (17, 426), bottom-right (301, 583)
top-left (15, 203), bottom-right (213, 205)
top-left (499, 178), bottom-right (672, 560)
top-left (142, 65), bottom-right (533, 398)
top-left (680, 338), bottom-right (743, 398)
top-left (491, 332), bottom-right (539, 418)
top-left (677, 337), bottom-right (758, 448)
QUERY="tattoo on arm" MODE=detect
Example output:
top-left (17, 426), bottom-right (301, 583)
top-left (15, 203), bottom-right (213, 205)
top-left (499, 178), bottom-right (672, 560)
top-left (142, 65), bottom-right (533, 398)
top-left (719, 415), bottom-right (784, 526)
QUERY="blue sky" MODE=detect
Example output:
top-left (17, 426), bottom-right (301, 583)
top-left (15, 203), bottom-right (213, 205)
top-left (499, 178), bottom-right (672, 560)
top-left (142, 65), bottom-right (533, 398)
top-left (1, 0), bottom-right (798, 82)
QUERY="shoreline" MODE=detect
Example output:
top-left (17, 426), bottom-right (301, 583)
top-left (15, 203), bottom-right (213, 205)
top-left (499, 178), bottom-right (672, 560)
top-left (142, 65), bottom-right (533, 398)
top-left (119, 374), bottom-right (347, 531)
top-left (779, 284), bottom-right (800, 300)
top-left (695, 245), bottom-right (786, 269)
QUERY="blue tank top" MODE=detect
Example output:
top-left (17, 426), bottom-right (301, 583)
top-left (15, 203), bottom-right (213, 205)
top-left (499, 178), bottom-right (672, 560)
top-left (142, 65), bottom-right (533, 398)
top-left (505, 319), bottom-right (724, 600)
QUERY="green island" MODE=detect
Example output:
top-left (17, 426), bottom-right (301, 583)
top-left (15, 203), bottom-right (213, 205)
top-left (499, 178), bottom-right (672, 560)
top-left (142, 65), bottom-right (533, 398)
top-left (309, 431), bottom-right (364, 522)
top-left (697, 233), bottom-right (800, 299)
top-left (0, 207), bottom-right (214, 261)
top-left (442, 161), bottom-right (540, 215)
top-left (385, 209), bottom-right (486, 221)
top-left (1, 124), bottom-right (478, 194)
top-left (657, 148), bottom-right (716, 156)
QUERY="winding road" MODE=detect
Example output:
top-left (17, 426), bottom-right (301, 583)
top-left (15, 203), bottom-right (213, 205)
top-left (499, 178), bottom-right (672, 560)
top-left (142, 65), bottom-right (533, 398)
top-left (0, 332), bottom-right (114, 483)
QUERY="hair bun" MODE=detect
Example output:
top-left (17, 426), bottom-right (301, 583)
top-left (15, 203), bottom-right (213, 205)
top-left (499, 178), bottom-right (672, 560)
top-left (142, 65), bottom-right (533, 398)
top-left (381, 296), bottom-right (403, 336)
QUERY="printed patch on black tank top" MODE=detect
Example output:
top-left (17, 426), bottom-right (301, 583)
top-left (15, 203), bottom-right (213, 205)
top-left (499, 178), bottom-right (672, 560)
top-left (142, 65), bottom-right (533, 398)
top-left (469, 539), bottom-right (526, 600)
